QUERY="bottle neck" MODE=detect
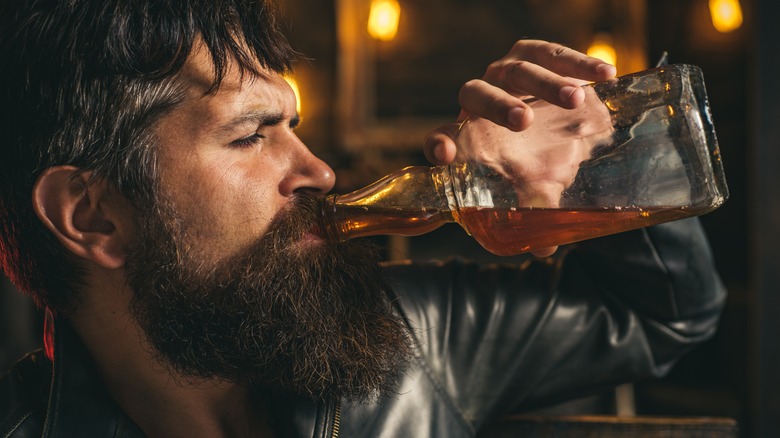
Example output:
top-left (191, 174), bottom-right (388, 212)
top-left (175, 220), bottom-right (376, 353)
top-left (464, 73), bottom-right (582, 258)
top-left (318, 166), bottom-right (455, 241)
top-left (432, 163), bottom-right (464, 223)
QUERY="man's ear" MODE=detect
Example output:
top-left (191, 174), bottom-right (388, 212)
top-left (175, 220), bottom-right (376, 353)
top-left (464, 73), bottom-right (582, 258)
top-left (33, 166), bottom-right (132, 269)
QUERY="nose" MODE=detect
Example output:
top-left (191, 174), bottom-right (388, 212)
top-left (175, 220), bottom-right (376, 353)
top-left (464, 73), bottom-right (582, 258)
top-left (279, 137), bottom-right (336, 196)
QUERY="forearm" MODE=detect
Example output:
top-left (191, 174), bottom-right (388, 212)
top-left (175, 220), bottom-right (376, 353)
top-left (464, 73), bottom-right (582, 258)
top-left (570, 217), bottom-right (726, 333)
top-left (508, 217), bottom-right (726, 409)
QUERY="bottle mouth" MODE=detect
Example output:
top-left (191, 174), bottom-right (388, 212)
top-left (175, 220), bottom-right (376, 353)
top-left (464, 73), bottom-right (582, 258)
top-left (317, 194), bottom-right (348, 242)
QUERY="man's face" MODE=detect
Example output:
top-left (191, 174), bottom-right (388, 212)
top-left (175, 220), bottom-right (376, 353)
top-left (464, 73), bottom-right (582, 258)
top-left (152, 46), bottom-right (334, 266)
top-left (123, 47), bottom-right (411, 402)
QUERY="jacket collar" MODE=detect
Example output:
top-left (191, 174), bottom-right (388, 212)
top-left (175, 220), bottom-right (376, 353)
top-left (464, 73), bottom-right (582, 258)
top-left (42, 310), bottom-right (144, 438)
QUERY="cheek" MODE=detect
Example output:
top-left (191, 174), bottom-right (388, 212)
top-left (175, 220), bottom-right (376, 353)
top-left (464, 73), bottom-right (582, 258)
top-left (163, 160), bottom-right (283, 259)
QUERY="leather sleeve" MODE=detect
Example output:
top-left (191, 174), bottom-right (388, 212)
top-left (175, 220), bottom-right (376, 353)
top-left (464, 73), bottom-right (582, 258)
top-left (0, 352), bottom-right (48, 437)
top-left (381, 217), bottom-right (726, 431)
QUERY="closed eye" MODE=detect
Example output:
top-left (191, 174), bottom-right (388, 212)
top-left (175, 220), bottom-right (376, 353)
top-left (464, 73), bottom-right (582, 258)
top-left (231, 133), bottom-right (264, 148)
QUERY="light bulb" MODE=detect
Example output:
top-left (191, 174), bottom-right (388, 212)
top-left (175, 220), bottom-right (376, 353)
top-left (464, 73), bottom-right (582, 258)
top-left (587, 33), bottom-right (617, 67)
top-left (709, 0), bottom-right (743, 33)
top-left (368, 0), bottom-right (401, 41)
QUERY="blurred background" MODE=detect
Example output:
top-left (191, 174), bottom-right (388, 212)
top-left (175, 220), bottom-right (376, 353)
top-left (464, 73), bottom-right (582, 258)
top-left (1, 0), bottom-right (777, 436)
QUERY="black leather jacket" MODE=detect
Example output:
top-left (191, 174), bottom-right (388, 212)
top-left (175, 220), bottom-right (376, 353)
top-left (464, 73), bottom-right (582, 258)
top-left (0, 219), bottom-right (726, 437)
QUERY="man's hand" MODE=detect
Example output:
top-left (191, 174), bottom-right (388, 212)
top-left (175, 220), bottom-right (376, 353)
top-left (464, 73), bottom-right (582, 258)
top-left (424, 40), bottom-right (616, 166)
top-left (423, 40), bottom-right (617, 257)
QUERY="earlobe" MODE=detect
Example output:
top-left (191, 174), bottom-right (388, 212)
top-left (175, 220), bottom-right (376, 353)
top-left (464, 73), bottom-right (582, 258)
top-left (33, 166), bottom-right (129, 269)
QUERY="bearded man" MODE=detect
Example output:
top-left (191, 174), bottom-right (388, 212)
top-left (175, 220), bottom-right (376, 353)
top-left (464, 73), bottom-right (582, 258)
top-left (0, 0), bottom-right (726, 437)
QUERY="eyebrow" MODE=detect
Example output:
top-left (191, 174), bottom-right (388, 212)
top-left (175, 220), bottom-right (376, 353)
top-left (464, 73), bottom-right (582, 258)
top-left (216, 110), bottom-right (300, 136)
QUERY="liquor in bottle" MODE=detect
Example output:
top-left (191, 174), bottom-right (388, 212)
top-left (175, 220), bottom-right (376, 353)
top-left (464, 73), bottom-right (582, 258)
top-left (319, 64), bottom-right (728, 256)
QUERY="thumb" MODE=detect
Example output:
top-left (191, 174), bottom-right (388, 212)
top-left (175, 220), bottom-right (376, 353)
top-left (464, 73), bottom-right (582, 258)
top-left (423, 123), bottom-right (462, 165)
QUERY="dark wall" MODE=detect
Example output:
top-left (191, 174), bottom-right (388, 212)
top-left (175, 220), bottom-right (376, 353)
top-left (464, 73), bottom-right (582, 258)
top-left (749, 0), bottom-right (780, 436)
top-left (633, 0), bottom-right (751, 426)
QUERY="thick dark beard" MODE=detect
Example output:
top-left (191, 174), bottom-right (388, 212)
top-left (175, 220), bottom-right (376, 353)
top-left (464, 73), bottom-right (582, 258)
top-left (124, 194), bottom-right (412, 403)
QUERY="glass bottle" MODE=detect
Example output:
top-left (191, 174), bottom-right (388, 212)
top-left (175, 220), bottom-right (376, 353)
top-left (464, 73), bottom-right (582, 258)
top-left (319, 64), bottom-right (729, 256)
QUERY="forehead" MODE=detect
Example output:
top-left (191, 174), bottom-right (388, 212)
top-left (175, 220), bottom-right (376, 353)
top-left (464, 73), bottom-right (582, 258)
top-left (177, 43), bottom-right (292, 108)
top-left (150, 44), bottom-right (296, 165)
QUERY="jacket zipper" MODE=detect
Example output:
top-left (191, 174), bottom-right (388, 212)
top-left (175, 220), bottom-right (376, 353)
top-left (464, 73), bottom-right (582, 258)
top-left (331, 399), bottom-right (341, 438)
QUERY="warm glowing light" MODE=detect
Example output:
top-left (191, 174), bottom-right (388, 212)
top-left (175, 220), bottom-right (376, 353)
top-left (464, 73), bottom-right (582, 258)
top-left (587, 33), bottom-right (617, 67)
top-left (709, 0), bottom-right (743, 33)
top-left (368, 0), bottom-right (401, 41)
top-left (283, 75), bottom-right (302, 114)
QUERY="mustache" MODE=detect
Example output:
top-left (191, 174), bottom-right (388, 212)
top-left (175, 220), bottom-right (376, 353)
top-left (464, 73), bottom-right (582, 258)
top-left (262, 193), bottom-right (324, 245)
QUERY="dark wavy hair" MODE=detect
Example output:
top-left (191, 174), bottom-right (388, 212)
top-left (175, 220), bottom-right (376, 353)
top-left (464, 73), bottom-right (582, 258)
top-left (0, 0), bottom-right (296, 312)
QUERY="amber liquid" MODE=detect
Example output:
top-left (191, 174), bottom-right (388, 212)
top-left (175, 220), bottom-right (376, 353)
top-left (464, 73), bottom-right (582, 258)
top-left (330, 204), bottom-right (708, 256)
top-left (332, 205), bottom-right (450, 239)
top-left (457, 206), bottom-right (706, 256)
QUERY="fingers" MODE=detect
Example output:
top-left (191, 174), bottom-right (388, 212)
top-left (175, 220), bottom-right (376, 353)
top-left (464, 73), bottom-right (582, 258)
top-left (458, 40), bottom-right (616, 133)
top-left (500, 40), bottom-right (616, 83)
top-left (458, 80), bottom-right (535, 131)
top-left (482, 41), bottom-right (616, 105)
top-left (428, 40), bottom-right (617, 164)
top-left (485, 60), bottom-right (588, 109)
top-left (531, 246), bottom-right (558, 258)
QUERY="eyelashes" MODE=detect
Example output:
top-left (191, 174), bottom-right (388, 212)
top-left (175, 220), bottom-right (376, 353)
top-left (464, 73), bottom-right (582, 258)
top-left (231, 133), bottom-right (265, 148)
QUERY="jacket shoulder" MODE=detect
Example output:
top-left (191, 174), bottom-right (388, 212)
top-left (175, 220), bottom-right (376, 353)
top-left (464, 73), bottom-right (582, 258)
top-left (0, 351), bottom-right (49, 437)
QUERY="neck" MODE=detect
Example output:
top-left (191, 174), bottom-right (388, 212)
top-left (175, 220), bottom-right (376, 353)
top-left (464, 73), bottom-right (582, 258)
top-left (69, 272), bottom-right (274, 437)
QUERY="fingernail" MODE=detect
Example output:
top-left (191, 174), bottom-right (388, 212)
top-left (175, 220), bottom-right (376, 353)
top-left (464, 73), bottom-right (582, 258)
top-left (508, 107), bottom-right (525, 130)
top-left (559, 86), bottom-right (578, 103)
